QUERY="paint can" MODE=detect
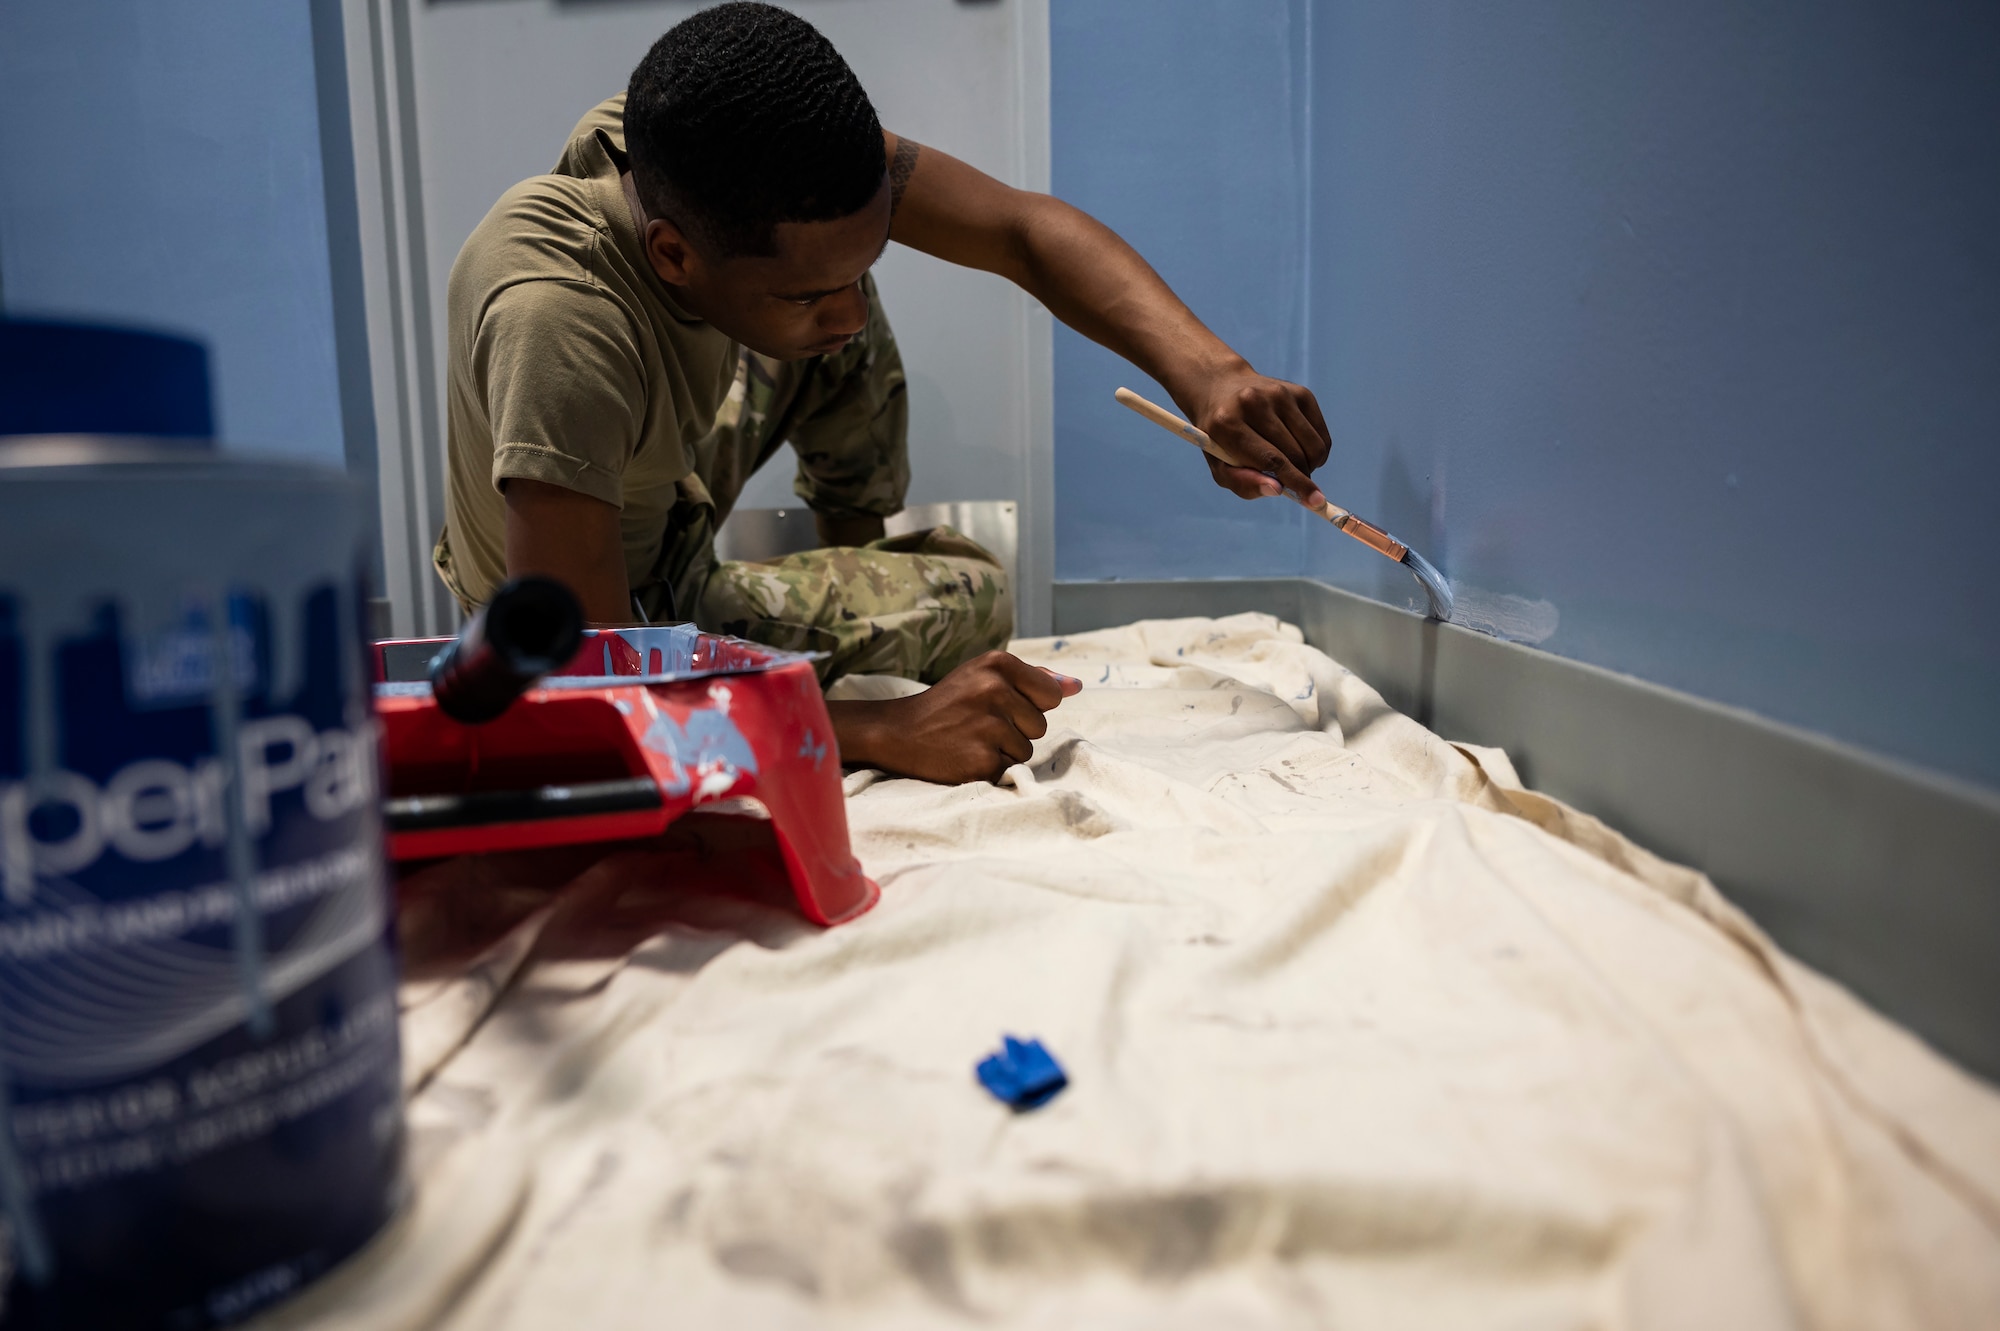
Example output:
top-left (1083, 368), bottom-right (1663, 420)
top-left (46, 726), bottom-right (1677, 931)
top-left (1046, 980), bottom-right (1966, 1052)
top-left (0, 439), bottom-right (404, 1328)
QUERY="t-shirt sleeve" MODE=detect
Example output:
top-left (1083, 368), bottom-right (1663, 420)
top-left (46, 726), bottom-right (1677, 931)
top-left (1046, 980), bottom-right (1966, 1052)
top-left (472, 279), bottom-right (677, 509)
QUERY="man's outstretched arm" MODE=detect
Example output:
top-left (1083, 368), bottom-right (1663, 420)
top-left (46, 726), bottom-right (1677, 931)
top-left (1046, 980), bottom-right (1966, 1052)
top-left (883, 132), bottom-right (1331, 507)
top-left (502, 478), bottom-right (1068, 782)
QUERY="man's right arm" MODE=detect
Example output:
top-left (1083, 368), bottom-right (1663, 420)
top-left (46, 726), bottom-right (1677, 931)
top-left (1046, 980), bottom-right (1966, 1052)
top-left (502, 478), bottom-right (634, 625)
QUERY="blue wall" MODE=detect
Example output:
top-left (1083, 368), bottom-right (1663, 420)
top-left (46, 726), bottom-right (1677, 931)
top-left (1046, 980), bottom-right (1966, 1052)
top-left (0, 0), bottom-right (351, 466)
top-left (1053, 1), bottom-right (2000, 788)
top-left (1051, 0), bottom-right (1312, 581)
top-left (1303, 1), bottom-right (2000, 787)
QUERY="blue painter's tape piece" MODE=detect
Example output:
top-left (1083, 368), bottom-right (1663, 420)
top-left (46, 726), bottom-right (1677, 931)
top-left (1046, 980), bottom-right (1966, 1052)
top-left (976, 1035), bottom-right (1068, 1111)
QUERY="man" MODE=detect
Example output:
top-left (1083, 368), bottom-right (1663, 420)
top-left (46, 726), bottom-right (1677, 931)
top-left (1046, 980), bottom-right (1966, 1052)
top-left (437, 3), bottom-right (1331, 784)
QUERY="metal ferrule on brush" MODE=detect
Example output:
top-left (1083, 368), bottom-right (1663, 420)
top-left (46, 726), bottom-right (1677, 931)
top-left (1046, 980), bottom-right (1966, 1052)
top-left (1329, 513), bottom-right (1408, 561)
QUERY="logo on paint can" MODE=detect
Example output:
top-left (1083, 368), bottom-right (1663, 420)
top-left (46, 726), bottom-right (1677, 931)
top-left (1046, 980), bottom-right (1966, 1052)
top-left (1, 716), bottom-right (375, 904)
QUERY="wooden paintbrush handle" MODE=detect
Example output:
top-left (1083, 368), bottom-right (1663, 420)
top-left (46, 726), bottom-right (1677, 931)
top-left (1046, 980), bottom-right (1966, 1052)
top-left (1113, 385), bottom-right (1414, 563)
top-left (1113, 386), bottom-right (1223, 459)
top-left (1114, 385), bottom-right (1353, 519)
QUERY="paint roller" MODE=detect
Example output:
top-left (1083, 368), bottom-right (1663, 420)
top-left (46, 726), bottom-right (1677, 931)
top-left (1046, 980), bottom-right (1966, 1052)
top-left (1114, 387), bottom-right (1454, 621)
top-left (429, 575), bottom-right (586, 723)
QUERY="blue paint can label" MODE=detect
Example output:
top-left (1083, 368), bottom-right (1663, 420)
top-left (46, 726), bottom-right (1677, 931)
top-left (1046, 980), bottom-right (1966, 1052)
top-left (0, 459), bottom-right (403, 1329)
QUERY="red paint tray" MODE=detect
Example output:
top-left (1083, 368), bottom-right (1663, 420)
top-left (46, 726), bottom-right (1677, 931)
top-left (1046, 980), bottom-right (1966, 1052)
top-left (373, 626), bottom-right (876, 927)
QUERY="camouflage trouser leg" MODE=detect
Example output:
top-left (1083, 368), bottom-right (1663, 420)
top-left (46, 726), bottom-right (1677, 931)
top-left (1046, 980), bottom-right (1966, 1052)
top-left (695, 526), bottom-right (1012, 684)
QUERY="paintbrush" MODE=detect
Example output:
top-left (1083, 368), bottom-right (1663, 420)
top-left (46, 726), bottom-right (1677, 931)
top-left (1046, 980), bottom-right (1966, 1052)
top-left (1113, 386), bottom-right (1454, 620)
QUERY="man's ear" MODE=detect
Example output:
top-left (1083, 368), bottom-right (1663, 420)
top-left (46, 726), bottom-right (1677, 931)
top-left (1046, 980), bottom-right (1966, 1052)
top-left (644, 217), bottom-right (698, 286)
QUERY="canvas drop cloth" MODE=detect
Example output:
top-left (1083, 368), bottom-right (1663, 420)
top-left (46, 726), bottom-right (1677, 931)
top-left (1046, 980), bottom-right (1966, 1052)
top-left (261, 614), bottom-right (2000, 1330)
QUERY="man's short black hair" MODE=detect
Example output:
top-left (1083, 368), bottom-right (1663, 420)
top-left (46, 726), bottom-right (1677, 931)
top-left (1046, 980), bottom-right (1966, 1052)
top-left (625, 2), bottom-right (886, 259)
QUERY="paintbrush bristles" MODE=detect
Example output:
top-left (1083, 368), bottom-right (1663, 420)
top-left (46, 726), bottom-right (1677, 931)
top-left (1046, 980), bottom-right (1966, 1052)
top-left (1401, 548), bottom-right (1455, 621)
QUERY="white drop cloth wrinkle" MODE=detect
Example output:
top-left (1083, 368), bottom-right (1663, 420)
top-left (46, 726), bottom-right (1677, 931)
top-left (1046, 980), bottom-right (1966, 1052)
top-left (255, 613), bottom-right (2000, 1331)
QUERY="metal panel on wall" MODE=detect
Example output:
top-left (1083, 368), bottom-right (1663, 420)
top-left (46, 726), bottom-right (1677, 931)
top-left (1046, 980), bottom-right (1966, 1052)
top-left (338, 0), bottom-right (1053, 638)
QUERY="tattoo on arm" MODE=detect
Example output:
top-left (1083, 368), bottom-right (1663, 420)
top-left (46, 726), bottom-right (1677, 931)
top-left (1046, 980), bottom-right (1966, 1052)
top-left (889, 137), bottom-right (922, 214)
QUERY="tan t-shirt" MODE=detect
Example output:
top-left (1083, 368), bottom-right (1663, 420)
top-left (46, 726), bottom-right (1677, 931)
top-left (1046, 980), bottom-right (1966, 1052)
top-left (437, 95), bottom-right (738, 613)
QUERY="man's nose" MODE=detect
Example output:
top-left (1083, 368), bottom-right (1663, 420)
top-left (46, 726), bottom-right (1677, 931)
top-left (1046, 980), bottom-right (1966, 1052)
top-left (818, 282), bottom-right (868, 338)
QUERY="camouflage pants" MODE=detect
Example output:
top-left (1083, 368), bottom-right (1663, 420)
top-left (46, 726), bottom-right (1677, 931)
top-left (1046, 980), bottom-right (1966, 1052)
top-left (683, 275), bottom-right (1010, 684)
top-left (697, 525), bottom-right (1012, 684)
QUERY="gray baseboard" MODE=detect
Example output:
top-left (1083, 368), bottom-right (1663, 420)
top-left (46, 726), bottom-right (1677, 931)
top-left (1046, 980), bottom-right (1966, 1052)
top-left (1054, 578), bottom-right (2000, 1083)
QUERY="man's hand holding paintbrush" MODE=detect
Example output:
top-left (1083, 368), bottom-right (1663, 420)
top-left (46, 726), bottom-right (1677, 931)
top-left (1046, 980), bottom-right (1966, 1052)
top-left (1115, 385), bottom-right (1455, 620)
top-left (1171, 370), bottom-right (1334, 510)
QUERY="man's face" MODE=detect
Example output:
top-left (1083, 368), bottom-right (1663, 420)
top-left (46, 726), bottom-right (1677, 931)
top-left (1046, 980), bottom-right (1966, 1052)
top-left (645, 178), bottom-right (893, 361)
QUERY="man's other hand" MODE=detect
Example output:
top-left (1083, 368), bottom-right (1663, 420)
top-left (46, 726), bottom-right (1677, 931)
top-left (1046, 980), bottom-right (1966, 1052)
top-left (1187, 369), bottom-right (1332, 509)
top-left (829, 651), bottom-right (1083, 784)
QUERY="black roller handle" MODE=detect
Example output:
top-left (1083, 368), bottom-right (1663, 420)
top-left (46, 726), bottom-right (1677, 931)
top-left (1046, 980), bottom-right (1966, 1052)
top-left (428, 576), bottom-right (586, 724)
top-left (386, 777), bottom-right (662, 832)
